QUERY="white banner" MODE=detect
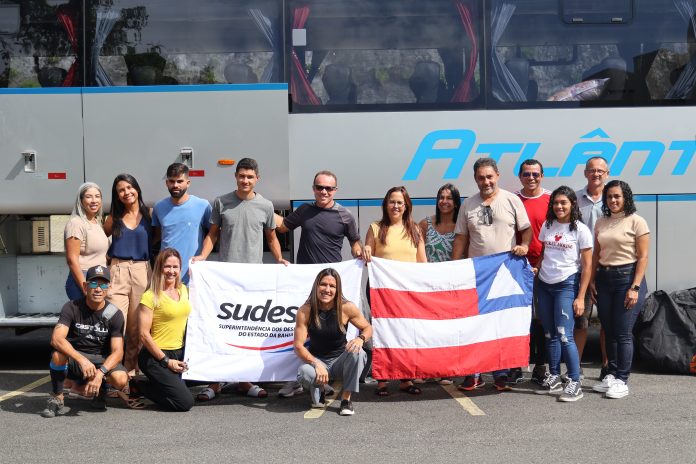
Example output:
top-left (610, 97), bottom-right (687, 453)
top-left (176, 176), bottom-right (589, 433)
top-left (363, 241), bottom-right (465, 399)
top-left (183, 259), bottom-right (365, 382)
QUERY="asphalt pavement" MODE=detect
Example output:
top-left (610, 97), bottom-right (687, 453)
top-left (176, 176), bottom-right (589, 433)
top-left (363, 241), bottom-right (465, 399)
top-left (1, 328), bottom-right (694, 464)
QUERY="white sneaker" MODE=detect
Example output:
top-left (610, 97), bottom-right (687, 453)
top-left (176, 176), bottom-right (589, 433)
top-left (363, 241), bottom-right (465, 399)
top-left (592, 374), bottom-right (616, 393)
top-left (605, 379), bottom-right (629, 399)
top-left (279, 381), bottom-right (303, 398)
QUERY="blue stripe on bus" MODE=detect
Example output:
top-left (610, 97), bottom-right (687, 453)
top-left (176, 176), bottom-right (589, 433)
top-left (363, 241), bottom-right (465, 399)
top-left (82, 83), bottom-right (288, 94)
top-left (0, 88), bottom-right (82, 95)
top-left (634, 195), bottom-right (657, 202)
top-left (657, 194), bottom-right (696, 202)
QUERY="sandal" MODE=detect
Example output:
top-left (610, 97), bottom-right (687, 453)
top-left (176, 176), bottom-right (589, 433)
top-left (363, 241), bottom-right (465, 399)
top-left (438, 378), bottom-right (454, 386)
top-left (196, 385), bottom-right (221, 402)
top-left (116, 390), bottom-right (146, 410)
top-left (399, 384), bottom-right (422, 395)
top-left (375, 385), bottom-right (390, 397)
top-left (242, 384), bottom-right (268, 398)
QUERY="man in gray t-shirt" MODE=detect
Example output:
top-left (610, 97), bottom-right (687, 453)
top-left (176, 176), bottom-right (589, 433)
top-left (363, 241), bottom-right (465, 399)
top-left (192, 157), bottom-right (288, 400)
top-left (194, 157), bottom-right (288, 265)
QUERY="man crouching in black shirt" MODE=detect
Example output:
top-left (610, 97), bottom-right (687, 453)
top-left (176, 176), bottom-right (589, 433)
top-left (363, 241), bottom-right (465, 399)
top-left (41, 265), bottom-right (132, 417)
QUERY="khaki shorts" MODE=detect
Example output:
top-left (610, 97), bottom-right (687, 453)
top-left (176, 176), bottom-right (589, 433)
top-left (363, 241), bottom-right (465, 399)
top-left (574, 292), bottom-right (593, 330)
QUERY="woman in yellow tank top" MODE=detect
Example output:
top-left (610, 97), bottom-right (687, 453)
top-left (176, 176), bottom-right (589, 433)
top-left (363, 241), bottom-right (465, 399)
top-left (364, 186), bottom-right (426, 396)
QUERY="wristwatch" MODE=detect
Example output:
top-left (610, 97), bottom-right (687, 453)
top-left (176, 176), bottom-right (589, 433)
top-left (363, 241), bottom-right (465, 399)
top-left (159, 355), bottom-right (170, 368)
top-left (631, 284), bottom-right (641, 291)
top-left (99, 365), bottom-right (109, 376)
top-left (358, 334), bottom-right (366, 342)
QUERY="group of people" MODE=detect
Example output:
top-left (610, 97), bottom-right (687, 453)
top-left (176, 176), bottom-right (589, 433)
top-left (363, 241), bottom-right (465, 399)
top-left (41, 154), bottom-right (649, 418)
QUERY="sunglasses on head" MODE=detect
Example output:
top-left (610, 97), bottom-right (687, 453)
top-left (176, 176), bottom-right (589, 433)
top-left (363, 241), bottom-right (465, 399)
top-left (87, 281), bottom-right (109, 289)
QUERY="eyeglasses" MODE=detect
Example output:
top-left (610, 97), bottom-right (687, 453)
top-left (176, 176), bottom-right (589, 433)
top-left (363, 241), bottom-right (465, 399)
top-left (388, 200), bottom-right (405, 207)
top-left (585, 169), bottom-right (607, 175)
top-left (313, 184), bottom-right (337, 192)
top-left (87, 281), bottom-right (109, 289)
top-left (478, 205), bottom-right (494, 225)
top-left (521, 172), bottom-right (541, 178)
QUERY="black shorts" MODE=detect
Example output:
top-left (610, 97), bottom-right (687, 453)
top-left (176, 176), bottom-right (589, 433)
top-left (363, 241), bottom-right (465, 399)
top-left (63, 351), bottom-right (127, 382)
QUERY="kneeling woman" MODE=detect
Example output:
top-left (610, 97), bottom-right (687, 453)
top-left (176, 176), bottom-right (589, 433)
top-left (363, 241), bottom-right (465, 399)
top-left (135, 248), bottom-right (194, 412)
top-left (294, 268), bottom-right (372, 416)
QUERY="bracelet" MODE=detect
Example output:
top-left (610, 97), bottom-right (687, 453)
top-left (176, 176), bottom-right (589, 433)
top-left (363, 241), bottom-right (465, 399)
top-left (159, 355), bottom-right (170, 368)
top-left (358, 334), bottom-right (366, 342)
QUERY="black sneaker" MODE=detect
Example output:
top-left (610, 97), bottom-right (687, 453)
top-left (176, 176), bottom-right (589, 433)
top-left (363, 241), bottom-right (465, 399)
top-left (41, 397), bottom-right (69, 418)
top-left (339, 399), bottom-right (354, 416)
top-left (494, 376), bottom-right (512, 391)
top-left (558, 380), bottom-right (583, 402)
top-left (531, 364), bottom-right (548, 385)
top-left (507, 367), bottom-right (525, 385)
top-left (535, 374), bottom-right (562, 395)
top-left (561, 367), bottom-right (584, 383)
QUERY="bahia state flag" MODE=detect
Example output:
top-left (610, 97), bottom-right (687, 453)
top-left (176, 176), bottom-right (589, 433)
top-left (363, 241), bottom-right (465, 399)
top-left (368, 252), bottom-right (534, 380)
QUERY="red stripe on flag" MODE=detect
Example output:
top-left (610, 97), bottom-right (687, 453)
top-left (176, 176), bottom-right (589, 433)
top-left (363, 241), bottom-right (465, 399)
top-left (372, 335), bottom-right (530, 380)
top-left (370, 287), bottom-right (479, 320)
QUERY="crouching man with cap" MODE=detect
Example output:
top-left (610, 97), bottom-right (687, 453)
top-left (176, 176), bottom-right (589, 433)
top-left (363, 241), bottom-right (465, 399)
top-left (41, 265), bottom-right (134, 417)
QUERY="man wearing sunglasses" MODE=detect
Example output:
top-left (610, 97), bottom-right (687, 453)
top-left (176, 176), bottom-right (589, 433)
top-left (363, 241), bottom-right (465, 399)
top-left (41, 265), bottom-right (128, 417)
top-left (452, 157), bottom-right (531, 391)
top-left (514, 159), bottom-right (552, 385)
top-left (273, 170), bottom-right (362, 398)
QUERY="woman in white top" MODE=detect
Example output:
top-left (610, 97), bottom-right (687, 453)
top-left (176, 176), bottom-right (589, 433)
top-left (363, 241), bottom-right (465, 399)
top-left (64, 182), bottom-right (109, 300)
top-left (535, 186), bottom-right (593, 401)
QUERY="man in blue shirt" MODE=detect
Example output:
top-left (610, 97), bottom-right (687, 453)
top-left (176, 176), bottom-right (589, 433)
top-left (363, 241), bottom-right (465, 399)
top-left (152, 163), bottom-right (211, 285)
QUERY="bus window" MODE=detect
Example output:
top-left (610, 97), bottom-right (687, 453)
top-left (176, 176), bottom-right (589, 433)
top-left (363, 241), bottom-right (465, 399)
top-left (287, 0), bottom-right (483, 112)
top-left (85, 0), bottom-right (283, 86)
top-left (0, 1), bottom-right (81, 88)
top-left (488, 0), bottom-right (696, 106)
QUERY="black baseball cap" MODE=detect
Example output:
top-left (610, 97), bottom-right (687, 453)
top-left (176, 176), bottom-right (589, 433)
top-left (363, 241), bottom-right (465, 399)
top-left (85, 265), bottom-right (110, 282)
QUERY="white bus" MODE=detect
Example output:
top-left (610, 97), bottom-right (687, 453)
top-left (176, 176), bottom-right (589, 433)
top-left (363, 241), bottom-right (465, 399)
top-left (1, 0), bottom-right (695, 328)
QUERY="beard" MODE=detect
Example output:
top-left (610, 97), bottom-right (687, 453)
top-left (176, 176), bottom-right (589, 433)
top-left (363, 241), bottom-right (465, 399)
top-left (168, 186), bottom-right (188, 199)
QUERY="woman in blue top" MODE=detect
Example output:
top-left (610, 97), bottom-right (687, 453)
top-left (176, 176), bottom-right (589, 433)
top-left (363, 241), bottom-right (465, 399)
top-left (103, 174), bottom-right (152, 373)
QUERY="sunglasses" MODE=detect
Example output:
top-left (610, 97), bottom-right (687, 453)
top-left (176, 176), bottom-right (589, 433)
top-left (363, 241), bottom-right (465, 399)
top-left (521, 172), bottom-right (541, 178)
top-left (87, 281), bottom-right (109, 289)
top-left (313, 184), bottom-right (337, 192)
top-left (478, 205), bottom-right (494, 226)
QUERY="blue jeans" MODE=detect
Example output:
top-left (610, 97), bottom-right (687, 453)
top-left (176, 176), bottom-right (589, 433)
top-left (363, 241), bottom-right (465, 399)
top-left (65, 271), bottom-right (86, 301)
top-left (595, 263), bottom-right (647, 383)
top-left (537, 273), bottom-right (581, 382)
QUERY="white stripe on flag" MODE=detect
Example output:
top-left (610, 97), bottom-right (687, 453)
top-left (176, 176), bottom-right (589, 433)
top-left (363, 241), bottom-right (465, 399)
top-left (369, 256), bottom-right (476, 291)
top-left (372, 306), bottom-right (531, 349)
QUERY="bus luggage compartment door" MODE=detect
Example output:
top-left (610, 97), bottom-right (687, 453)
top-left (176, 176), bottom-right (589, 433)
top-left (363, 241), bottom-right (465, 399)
top-left (0, 89), bottom-right (85, 214)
